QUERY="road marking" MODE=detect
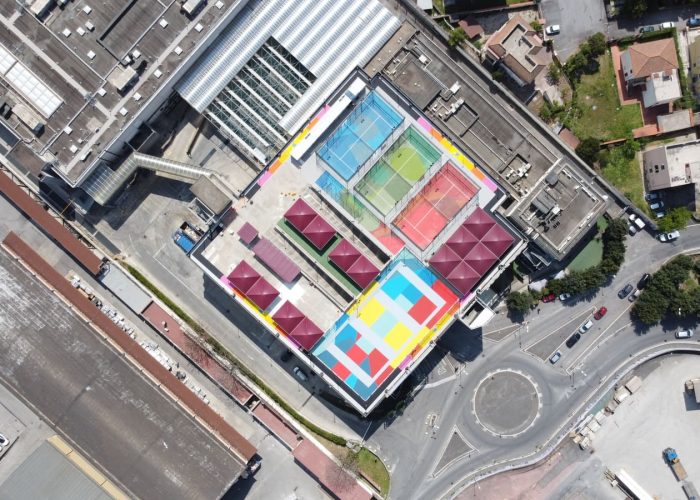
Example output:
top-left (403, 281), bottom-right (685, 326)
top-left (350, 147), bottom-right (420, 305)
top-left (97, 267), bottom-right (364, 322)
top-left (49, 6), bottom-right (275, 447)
top-left (152, 245), bottom-right (197, 296)
top-left (522, 307), bottom-right (595, 351)
top-left (566, 303), bottom-right (633, 374)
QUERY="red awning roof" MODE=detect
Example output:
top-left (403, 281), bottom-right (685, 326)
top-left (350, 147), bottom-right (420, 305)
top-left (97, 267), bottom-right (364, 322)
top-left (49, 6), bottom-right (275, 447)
top-left (301, 215), bottom-right (336, 250)
top-left (447, 261), bottom-right (481, 294)
top-left (245, 277), bottom-right (279, 311)
top-left (289, 317), bottom-right (324, 351)
top-left (445, 225), bottom-right (479, 256)
top-left (428, 244), bottom-right (462, 278)
top-left (328, 239), bottom-right (361, 271)
top-left (253, 238), bottom-right (301, 283)
top-left (227, 261), bottom-right (261, 294)
top-left (272, 301), bottom-right (305, 334)
top-left (462, 207), bottom-right (496, 239)
top-left (284, 198), bottom-right (317, 232)
top-left (346, 255), bottom-right (380, 289)
top-left (463, 242), bottom-right (498, 275)
top-left (481, 224), bottom-right (515, 256)
top-left (237, 222), bottom-right (258, 245)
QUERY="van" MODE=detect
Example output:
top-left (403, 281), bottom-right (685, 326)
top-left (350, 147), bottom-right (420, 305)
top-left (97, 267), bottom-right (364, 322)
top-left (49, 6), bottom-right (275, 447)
top-left (579, 320), bottom-right (593, 333)
top-left (649, 201), bottom-right (664, 210)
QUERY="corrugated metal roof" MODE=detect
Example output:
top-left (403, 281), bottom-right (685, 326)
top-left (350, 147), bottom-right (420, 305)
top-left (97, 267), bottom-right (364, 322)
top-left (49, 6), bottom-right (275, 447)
top-left (252, 237), bottom-right (300, 282)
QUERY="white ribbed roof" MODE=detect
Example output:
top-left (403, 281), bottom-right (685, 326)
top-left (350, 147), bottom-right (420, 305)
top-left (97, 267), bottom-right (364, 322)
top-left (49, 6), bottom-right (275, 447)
top-left (176, 0), bottom-right (399, 133)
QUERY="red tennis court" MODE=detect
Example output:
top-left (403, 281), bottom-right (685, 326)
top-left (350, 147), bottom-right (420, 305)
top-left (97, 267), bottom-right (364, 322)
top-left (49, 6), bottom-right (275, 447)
top-left (394, 162), bottom-right (478, 249)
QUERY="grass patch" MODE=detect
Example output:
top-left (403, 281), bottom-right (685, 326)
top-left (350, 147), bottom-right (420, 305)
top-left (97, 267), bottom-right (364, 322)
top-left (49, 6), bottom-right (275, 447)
top-left (124, 263), bottom-right (391, 493)
top-left (432, 0), bottom-right (444, 14)
top-left (566, 53), bottom-right (643, 141)
top-left (597, 216), bottom-right (609, 232)
top-left (569, 238), bottom-right (604, 271)
top-left (600, 154), bottom-right (649, 216)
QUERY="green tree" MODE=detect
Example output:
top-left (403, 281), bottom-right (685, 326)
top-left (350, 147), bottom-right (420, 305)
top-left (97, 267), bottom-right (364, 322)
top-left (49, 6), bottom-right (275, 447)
top-left (623, 0), bottom-right (648, 18)
top-left (587, 33), bottom-right (607, 58)
top-left (620, 138), bottom-right (640, 160)
top-left (448, 27), bottom-right (467, 47)
top-left (547, 63), bottom-right (561, 84)
top-left (658, 207), bottom-right (692, 232)
top-left (530, 20), bottom-right (542, 32)
top-left (576, 137), bottom-right (601, 165)
top-left (506, 291), bottom-right (534, 314)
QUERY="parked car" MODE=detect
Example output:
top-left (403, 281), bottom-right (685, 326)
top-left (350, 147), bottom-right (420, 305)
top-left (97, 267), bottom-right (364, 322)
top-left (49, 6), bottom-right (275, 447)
top-left (629, 213), bottom-right (645, 230)
top-left (594, 306), bottom-right (608, 320)
top-left (549, 351), bottom-right (562, 364)
top-left (658, 230), bottom-right (680, 242)
top-left (628, 288), bottom-right (641, 302)
top-left (645, 192), bottom-right (660, 201)
top-left (280, 349), bottom-right (293, 362)
top-left (689, 17), bottom-right (700, 28)
top-left (292, 366), bottom-right (308, 382)
top-left (655, 211), bottom-right (666, 219)
top-left (545, 24), bottom-right (561, 35)
top-left (660, 21), bottom-right (675, 29)
top-left (649, 201), bottom-right (665, 211)
top-left (640, 25), bottom-right (656, 33)
top-left (542, 293), bottom-right (556, 303)
top-left (566, 333), bottom-right (581, 348)
top-left (241, 458), bottom-right (262, 479)
top-left (638, 273), bottom-right (651, 289)
top-left (559, 293), bottom-right (572, 302)
top-left (676, 329), bottom-right (694, 339)
top-left (618, 283), bottom-right (634, 299)
top-left (628, 224), bottom-right (637, 236)
top-left (0, 433), bottom-right (8, 447)
top-left (579, 320), bottom-right (593, 334)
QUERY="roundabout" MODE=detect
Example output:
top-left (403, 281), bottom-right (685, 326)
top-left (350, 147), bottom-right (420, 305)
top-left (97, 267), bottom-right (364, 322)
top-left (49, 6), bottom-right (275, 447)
top-left (472, 369), bottom-right (542, 438)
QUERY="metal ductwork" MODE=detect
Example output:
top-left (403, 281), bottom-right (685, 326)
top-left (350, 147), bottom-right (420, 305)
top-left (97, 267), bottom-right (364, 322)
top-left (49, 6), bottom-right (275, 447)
top-left (82, 152), bottom-right (212, 205)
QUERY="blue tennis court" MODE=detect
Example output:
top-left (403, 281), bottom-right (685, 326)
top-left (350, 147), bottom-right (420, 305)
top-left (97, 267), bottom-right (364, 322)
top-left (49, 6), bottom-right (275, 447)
top-left (318, 92), bottom-right (403, 181)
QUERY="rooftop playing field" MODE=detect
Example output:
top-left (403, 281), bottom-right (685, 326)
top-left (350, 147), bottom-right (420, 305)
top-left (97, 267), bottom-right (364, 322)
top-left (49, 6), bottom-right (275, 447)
top-left (311, 250), bottom-right (458, 401)
top-left (394, 161), bottom-right (479, 250)
top-left (355, 127), bottom-right (441, 215)
top-left (317, 92), bottom-right (403, 181)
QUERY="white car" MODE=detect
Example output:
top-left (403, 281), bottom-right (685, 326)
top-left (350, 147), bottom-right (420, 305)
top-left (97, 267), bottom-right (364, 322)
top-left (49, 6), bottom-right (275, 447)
top-left (0, 433), bottom-right (8, 447)
top-left (660, 21), bottom-right (675, 29)
top-left (579, 320), bottom-right (593, 334)
top-left (559, 293), bottom-right (572, 301)
top-left (676, 329), bottom-right (694, 339)
top-left (545, 25), bottom-right (561, 36)
top-left (658, 230), bottom-right (680, 242)
top-left (629, 213), bottom-right (645, 230)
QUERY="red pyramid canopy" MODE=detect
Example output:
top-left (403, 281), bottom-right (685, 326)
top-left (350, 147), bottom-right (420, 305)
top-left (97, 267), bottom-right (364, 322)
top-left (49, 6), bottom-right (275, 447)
top-left (346, 255), bottom-right (380, 289)
top-left (289, 317), bottom-right (324, 351)
top-left (462, 207), bottom-right (496, 239)
top-left (445, 225), bottom-right (479, 257)
top-left (227, 261), bottom-right (261, 294)
top-left (302, 215), bottom-right (336, 250)
top-left (329, 239), bottom-right (361, 271)
top-left (428, 245), bottom-right (462, 278)
top-left (463, 242), bottom-right (498, 275)
top-left (446, 261), bottom-right (481, 294)
top-left (481, 224), bottom-right (515, 257)
top-left (244, 276), bottom-right (279, 311)
top-left (272, 301), bottom-right (305, 334)
top-left (284, 198), bottom-right (317, 232)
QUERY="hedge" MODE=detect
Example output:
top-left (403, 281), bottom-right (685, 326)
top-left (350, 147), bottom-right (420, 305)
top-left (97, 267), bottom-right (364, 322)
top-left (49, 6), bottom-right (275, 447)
top-left (124, 264), bottom-right (348, 446)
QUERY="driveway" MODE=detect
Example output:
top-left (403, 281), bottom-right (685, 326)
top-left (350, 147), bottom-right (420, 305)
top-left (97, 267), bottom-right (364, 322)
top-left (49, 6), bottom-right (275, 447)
top-left (539, 0), bottom-right (606, 61)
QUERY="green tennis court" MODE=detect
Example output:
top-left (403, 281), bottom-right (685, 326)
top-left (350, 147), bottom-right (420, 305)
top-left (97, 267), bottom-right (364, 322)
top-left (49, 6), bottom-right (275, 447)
top-left (355, 127), bottom-right (440, 216)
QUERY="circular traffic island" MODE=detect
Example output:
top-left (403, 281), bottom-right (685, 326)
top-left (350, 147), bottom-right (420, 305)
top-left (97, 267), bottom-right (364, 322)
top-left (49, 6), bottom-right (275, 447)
top-left (472, 369), bottom-right (541, 438)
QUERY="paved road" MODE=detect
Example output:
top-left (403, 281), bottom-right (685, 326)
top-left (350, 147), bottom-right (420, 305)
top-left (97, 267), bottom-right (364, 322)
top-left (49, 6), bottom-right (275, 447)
top-left (371, 222), bottom-right (700, 499)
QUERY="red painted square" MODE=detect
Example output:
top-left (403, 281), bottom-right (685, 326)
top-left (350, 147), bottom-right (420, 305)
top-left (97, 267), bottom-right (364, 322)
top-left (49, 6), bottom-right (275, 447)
top-left (375, 366), bottom-right (393, 387)
top-left (346, 344), bottom-right (367, 365)
top-left (368, 349), bottom-right (388, 377)
top-left (332, 362), bottom-right (351, 380)
top-left (432, 278), bottom-right (458, 302)
top-left (409, 295), bottom-right (437, 324)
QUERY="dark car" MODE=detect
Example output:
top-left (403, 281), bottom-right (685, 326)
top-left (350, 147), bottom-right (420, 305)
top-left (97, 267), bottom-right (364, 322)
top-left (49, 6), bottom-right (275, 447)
top-left (638, 273), bottom-right (651, 289)
top-left (688, 17), bottom-right (700, 28)
top-left (542, 293), bottom-right (556, 303)
top-left (566, 333), bottom-right (581, 348)
top-left (618, 283), bottom-right (633, 299)
top-left (280, 349), bottom-right (293, 362)
top-left (639, 25), bottom-right (656, 33)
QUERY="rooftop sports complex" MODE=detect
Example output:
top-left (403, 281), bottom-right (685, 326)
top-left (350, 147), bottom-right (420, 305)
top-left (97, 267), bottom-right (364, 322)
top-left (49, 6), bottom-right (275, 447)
top-left (193, 73), bottom-right (525, 414)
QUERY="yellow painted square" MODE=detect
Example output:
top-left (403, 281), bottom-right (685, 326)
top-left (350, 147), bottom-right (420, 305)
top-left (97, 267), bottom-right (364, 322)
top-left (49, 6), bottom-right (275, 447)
top-left (358, 298), bottom-right (384, 326)
top-left (391, 327), bottom-right (430, 367)
top-left (385, 322), bottom-right (413, 351)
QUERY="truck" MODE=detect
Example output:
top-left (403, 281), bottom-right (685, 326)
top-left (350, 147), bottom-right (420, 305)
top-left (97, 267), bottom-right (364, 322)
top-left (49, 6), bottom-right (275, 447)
top-left (664, 448), bottom-right (688, 481)
top-left (683, 481), bottom-right (699, 500)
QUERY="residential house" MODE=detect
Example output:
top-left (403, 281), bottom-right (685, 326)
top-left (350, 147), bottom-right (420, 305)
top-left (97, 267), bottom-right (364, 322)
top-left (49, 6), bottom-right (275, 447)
top-left (484, 15), bottom-right (549, 87)
top-left (620, 38), bottom-right (681, 108)
top-left (458, 17), bottom-right (485, 41)
top-left (642, 138), bottom-right (700, 192)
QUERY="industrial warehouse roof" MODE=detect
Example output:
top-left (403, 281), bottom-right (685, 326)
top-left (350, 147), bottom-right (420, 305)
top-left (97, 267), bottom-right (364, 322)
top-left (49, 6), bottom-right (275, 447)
top-left (175, 0), bottom-right (400, 133)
